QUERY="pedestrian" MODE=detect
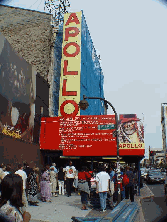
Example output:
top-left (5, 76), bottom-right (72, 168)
top-left (125, 166), bottom-right (135, 202)
top-left (64, 161), bottom-right (76, 197)
top-left (109, 167), bottom-right (115, 181)
top-left (40, 165), bottom-right (51, 202)
top-left (108, 167), bottom-right (115, 207)
top-left (164, 169), bottom-right (167, 199)
top-left (50, 163), bottom-right (58, 191)
top-left (121, 168), bottom-right (126, 200)
top-left (27, 167), bottom-right (40, 206)
top-left (15, 164), bottom-right (28, 214)
top-left (86, 167), bottom-right (91, 190)
top-left (58, 167), bottom-right (65, 195)
top-left (112, 172), bottom-right (124, 206)
top-left (96, 165), bottom-right (110, 212)
top-left (78, 166), bottom-right (91, 210)
top-left (0, 163), bottom-right (6, 193)
top-left (3, 164), bottom-right (12, 177)
top-left (0, 173), bottom-right (31, 222)
top-left (73, 169), bottom-right (78, 192)
top-left (24, 162), bottom-right (33, 178)
top-left (50, 163), bottom-right (58, 174)
top-left (50, 167), bottom-right (58, 197)
top-left (24, 163), bottom-right (33, 197)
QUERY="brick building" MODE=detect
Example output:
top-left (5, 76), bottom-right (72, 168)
top-left (0, 5), bottom-right (55, 169)
top-left (0, 5), bottom-right (55, 116)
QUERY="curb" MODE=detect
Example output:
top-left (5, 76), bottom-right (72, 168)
top-left (30, 220), bottom-right (50, 222)
top-left (134, 184), bottom-right (155, 221)
top-left (134, 196), bottom-right (145, 222)
top-left (140, 184), bottom-right (154, 201)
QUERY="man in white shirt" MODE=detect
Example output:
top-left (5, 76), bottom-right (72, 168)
top-left (15, 164), bottom-right (28, 213)
top-left (96, 165), bottom-right (110, 212)
top-left (65, 161), bottom-right (76, 197)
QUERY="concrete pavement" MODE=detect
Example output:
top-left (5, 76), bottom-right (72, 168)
top-left (28, 184), bottom-right (153, 222)
top-left (28, 193), bottom-right (92, 222)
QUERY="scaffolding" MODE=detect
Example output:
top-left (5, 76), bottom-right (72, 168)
top-left (44, 0), bottom-right (70, 27)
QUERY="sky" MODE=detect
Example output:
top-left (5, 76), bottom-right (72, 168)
top-left (1, 0), bottom-right (167, 158)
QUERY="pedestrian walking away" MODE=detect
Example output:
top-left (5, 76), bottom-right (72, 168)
top-left (125, 166), bottom-right (135, 202)
top-left (96, 165), bottom-right (110, 212)
top-left (78, 166), bottom-right (91, 210)
top-left (64, 161), bottom-right (76, 197)
top-left (27, 167), bottom-right (40, 206)
top-left (40, 165), bottom-right (52, 202)
top-left (58, 167), bottom-right (65, 195)
top-left (15, 164), bottom-right (28, 214)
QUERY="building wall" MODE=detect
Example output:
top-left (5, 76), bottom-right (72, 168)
top-left (0, 5), bottom-right (55, 116)
top-left (0, 134), bottom-right (44, 171)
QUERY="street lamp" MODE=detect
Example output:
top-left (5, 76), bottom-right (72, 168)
top-left (79, 95), bottom-right (122, 203)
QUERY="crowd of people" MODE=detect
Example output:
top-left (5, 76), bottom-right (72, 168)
top-left (0, 161), bottom-right (141, 221)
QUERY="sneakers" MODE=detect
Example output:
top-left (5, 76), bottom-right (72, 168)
top-left (113, 202), bottom-right (117, 207)
top-left (100, 209), bottom-right (106, 212)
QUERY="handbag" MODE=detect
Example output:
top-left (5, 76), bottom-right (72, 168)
top-left (110, 181), bottom-right (114, 195)
top-left (22, 211), bottom-right (31, 222)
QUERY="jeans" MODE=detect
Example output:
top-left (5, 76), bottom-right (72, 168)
top-left (99, 192), bottom-right (107, 210)
top-left (125, 185), bottom-right (134, 202)
top-left (121, 187), bottom-right (125, 199)
top-left (80, 191), bottom-right (88, 205)
top-left (66, 178), bottom-right (74, 196)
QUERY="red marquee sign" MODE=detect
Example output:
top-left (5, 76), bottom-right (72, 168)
top-left (40, 115), bottom-right (145, 157)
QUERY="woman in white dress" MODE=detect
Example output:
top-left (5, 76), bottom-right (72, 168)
top-left (50, 167), bottom-right (58, 197)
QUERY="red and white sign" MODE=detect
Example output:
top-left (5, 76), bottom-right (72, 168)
top-left (40, 115), bottom-right (145, 157)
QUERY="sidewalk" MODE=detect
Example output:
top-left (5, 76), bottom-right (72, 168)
top-left (28, 193), bottom-right (92, 222)
top-left (28, 184), bottom-right (154, 222)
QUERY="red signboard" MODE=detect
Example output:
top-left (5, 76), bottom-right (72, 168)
top-left (40, 115), bottom-right (117, 156)
top-left (40, 114), bottom-right (145, 157)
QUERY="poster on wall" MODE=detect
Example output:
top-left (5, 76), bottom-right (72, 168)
top-left (118, 114), bottom-right (144, 156)
top-left (0, 32), bottom-right (36, 142)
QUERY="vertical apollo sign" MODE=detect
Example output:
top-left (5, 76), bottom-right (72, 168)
top-left (58, 12), bottom-right (82, 117)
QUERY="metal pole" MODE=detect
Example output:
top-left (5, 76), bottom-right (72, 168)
top-left (83, 95), bottom-right (122, 203)
top-left (138, 159), bottom-right (140, 196)
top-left (161, 103), bottom-right (167, 166)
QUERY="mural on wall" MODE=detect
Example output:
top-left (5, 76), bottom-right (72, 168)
top-left (0, 32), bottom-right (36, 142)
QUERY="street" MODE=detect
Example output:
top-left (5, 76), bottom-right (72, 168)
top-left (141, 183), bottom-right (167, 222)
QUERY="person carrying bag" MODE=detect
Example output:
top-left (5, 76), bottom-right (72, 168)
top-left (78, 166), bottom-right (91, 210)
